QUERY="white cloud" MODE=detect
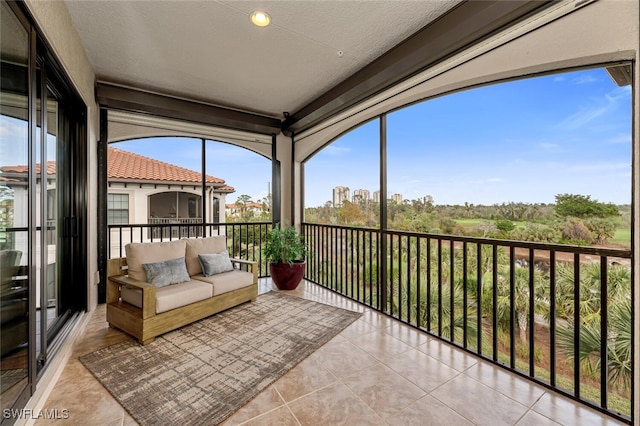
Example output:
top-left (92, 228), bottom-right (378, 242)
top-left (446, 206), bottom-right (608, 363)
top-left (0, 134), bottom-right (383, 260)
top-left (572, 74), bottom-right (598, 85)
top-left (537, 142), bottom-right (559, 149)
top-left (323, 145), bottom-right (351, 156)
top-left (565, 162), bottom-right (629, 173)
top-left (556, 104), bottom-right (610, 130)
top-left (555, 84), bottom-right (631, 131)
top-left (0, 117), bottom-right (29, 166)
top-left (606, 134), bottom-right (631, 144)
top-left (487, 178), bottom-right (503, 183)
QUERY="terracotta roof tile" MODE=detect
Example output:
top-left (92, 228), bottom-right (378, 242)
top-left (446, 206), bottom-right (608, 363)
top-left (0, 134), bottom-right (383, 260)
top-left (0, 161), bottom-right (56, 175)
top-left (1, 148), bottom-right (235, 192)
top-left (107, 146), bottom-right (227, 185)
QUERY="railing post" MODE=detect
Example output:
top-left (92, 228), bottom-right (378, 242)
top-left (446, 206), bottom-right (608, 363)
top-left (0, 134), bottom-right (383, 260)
top-left (379, 115), bottom-right (388, 313)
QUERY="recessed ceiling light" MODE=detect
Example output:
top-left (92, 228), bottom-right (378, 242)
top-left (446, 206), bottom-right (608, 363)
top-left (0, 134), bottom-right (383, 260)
top-left (250, 11), bottom-right (271, 27)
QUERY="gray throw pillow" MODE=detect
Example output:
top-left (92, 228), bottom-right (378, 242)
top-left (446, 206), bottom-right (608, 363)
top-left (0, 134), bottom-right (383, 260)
top-left (198, 251), bottom-right (234, 276)
top-left (142, 257), bottom-right (190, 287)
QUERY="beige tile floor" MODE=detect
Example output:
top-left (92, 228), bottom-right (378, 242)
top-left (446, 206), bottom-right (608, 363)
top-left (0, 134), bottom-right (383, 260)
top-left (36, 279), bottom-right (626, 426)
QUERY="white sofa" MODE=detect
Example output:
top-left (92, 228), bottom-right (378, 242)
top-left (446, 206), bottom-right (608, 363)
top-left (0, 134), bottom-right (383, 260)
top-left (106, 236), bottom-right (258, 344)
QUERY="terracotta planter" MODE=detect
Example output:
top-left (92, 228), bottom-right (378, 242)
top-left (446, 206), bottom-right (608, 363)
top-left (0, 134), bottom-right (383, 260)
top-left (270, 261), bottom-right (305, 290)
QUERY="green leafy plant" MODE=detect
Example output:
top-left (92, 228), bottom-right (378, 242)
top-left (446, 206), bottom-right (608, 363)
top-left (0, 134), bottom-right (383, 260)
top-left (264, 225), bottom-right (308, 264)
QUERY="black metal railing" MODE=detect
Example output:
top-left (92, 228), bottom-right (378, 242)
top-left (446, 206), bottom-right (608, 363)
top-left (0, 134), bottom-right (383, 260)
top-left (302, 222), bottom-right (633, 424)
top-left (107, 222), bottom-right (271, 277)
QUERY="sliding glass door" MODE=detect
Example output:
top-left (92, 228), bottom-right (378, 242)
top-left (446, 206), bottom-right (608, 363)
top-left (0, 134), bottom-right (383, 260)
top-left (1, 1), bottom-right (87, 419)
top-left (0, 0), bottom-right (30, 413)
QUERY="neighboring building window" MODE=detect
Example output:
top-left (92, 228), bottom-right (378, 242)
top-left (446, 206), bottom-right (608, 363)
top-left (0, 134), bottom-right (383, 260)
top-left (107, 194), bottom-right (129, 224)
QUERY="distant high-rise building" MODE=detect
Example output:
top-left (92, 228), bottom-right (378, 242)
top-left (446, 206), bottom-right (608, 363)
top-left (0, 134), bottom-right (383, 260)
top-left (373, 190), bottom-right (380, 203)
top-left (352, 189), bottom-right (370, 203)
top-left (333, 186), bottom-right (350, 207)
top-left (391, 193), bottom-right (403, 204)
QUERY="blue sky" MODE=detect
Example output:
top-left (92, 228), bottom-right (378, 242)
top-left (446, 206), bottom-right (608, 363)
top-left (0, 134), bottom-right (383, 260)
top-left (305, 67), bottom-right (632, 206)
top-left (114, 138), bottom-right (273, 205)
top-left (2, 66), bottom-right (630, 208)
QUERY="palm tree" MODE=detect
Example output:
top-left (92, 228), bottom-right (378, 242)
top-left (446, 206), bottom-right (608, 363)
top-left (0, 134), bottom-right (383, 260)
top-left (555, 263), bottom-right (632, 392)
top-left (557, 297), bottom-right (631, 392)
top-left (492, 264), bottom-right (546, 343)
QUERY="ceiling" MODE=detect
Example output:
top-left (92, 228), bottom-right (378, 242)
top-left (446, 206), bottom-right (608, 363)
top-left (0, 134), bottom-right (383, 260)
top-left (64, 1), bottom-right (554, 135)
top-left (66, 1), bottom-right (460, 116)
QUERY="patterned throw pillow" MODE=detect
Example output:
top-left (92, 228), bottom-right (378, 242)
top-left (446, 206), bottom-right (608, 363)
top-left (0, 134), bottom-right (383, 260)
top-left (142, 257), bottom-right (190, 287)
top-left (198, 251), bottom-right (234, 276)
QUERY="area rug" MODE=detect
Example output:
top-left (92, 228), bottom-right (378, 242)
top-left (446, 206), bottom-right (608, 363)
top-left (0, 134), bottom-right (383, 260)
top-left (80, 291), bottom-right (361, 425)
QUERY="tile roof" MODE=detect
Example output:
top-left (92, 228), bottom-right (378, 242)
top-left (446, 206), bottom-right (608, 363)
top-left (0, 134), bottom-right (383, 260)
top-left (0, 148), bottom-right (235, 192)
top-left (107, 147), bottom-right (228, 185)
top-left (0, 161), bottom-right (57, 175)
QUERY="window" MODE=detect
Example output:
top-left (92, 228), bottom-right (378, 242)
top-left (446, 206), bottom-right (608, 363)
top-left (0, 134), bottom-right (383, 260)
top-left (304, 119), bottom-right (380, 227)
top-left (107, 194), bottom-right (129, 225)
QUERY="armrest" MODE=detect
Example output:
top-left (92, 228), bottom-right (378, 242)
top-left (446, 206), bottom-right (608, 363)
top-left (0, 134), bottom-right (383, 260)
top-left (230, 258), bottom-right (258, 284)
top-left (108, 275), bottom-right (157, 319)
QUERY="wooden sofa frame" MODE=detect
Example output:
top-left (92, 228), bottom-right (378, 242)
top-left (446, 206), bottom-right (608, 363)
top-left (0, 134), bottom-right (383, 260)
top-left (106, 256), bottom-right (258, 344)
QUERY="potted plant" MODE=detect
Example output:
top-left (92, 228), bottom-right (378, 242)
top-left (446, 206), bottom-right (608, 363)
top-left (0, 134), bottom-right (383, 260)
top-left (264, 225), bottom-right (308, 290)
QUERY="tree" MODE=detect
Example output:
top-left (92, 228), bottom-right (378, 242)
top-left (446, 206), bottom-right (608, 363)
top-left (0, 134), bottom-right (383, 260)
top-left (554, 194), bottom-right (619, 218)
top-left (235, 194), bottom-right (253, 221)
top-left (495, 219), bottom-right (515, 233)
top-left (585, 218), bottom-right (617, 244)
top-left (337, 200), bottom-right (365, 225)
top-left (557, 298), bottom-right (631, 392)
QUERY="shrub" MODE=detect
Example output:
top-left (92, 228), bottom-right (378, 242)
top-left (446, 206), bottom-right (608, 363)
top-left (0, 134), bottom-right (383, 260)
top-left (561, 219), bottom-right (593, 244)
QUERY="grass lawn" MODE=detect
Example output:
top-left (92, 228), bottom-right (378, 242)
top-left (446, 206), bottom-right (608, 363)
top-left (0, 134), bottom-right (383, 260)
top-left (612, 228), bottom-right (631, 248)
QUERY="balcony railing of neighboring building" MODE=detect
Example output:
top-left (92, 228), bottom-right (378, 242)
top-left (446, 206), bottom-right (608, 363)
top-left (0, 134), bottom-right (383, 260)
top-left (302, 222), bottom-right (633, 424)
top-left (147, 217), bottom-right (205, 239)
top-left (108, 221), bottom-right (271, 277)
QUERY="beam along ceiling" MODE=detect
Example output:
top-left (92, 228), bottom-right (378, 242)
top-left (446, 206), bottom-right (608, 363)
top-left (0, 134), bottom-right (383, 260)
top-left (65, 1), bottom-right (461, 126)
top-left (65, 1), bottom-right (554, 135)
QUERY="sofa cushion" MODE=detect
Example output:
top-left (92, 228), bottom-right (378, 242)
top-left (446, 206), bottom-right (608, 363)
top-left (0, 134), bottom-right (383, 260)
top-left (142, 257), bottom-right (190, 287)
top-left (192, 270), bottom-right (254, 296)
top-left (198, 251), bottom-right (234, 276)
top-left (121, 279), bottom-right (213, 314)
top-left (184, 236), bottom-right (227, 276)
top-left (125, 239), bottom-right (187, 282)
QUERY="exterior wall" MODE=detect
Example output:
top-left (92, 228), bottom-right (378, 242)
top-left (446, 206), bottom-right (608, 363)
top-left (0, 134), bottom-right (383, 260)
top-left (293, 0), bottom-right (639, 419)
top-left (106, 183), bottom-right (227, 259)
top-left (107, 183), bottom-right (227, 224)
top-left (107, 183), bottom-right (226, 225)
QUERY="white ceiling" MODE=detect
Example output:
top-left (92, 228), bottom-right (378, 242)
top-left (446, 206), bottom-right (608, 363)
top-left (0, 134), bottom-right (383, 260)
top-left (65, 0), bottom-right (461, 119)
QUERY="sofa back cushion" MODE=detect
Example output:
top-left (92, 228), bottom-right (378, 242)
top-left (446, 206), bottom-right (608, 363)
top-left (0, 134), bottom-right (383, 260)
top-left (125, 239), bottom-right (187, 282)
top-left (184, 236), bottom-right (227, 276)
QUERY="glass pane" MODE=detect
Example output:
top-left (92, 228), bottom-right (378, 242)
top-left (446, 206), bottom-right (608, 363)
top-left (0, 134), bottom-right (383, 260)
top-left (387, 68), bottom-right (631, 243)
top-left (44, 88), bottom-right (59, 331)
top-left (304, 119), bottom-right (380, 227)
top-left (34, 69), bottom-right (42, 359)
top-left (386, 67), bottom-right (632, 414)
top-left (109, 137), bottom-right (203, 246)
top-left (0, 0), bottom-right (30, 410)
top-left (107, 194), bottom-right (129, 225)
top-left (205, 139), bottom-right (272, 224)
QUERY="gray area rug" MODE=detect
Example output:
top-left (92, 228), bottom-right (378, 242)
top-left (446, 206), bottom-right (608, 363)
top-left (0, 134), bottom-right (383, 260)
top-left (80, 291), bottom-right (361, 425)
